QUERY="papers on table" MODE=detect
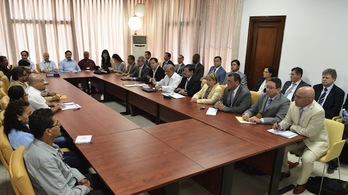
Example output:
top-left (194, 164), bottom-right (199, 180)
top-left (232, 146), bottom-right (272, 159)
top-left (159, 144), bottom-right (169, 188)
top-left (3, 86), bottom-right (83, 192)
top-left (235, 116), bottom-right (256, 124)
top-left (124, 83), bottom-right (146, 87)
top-left (62, 102), bottom-right (81, 110)
top-left (267, 129), bottom-right (298, 139)
top-left (75, 135), bottom-right (92, 144)
top-left (206, 107), bottom-right (218, 116)
top-left (161, 92), bottom-right (186, 99)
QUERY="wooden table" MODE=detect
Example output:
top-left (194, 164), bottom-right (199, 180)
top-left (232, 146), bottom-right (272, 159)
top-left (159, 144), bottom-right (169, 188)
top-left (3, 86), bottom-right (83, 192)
top-left (143, 119), bottom-right (265, 194)
top-left (77, 129), bottom-right (205, 195)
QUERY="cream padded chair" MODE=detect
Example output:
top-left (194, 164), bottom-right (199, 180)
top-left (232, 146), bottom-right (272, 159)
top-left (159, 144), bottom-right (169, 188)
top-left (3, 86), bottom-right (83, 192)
top-left (250, 91), bottom-right (261, 105)
top-left (201, 79), bottom-right (207, 88)
top-left (0, 126), bottom-right (13, 170)
top-left (220, 84), bottom-right (226, 96)
top-left (9, 146), bottom-right (36, 195)
top-left (318, 119), bottom-right (346, 194)
top-left (0, 95), bottom-right (10, 111)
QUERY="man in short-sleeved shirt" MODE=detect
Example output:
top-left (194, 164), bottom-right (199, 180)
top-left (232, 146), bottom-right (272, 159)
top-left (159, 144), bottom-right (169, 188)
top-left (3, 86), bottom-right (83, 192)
top-left (59, 50), bottom-right (81, 72)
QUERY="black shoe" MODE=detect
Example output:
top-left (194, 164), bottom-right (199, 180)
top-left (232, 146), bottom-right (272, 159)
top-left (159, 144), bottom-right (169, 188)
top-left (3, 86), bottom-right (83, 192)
top-left (327, 166), bottom-right (337, 174)
top-left (120, 111), bottom-right (130, 115)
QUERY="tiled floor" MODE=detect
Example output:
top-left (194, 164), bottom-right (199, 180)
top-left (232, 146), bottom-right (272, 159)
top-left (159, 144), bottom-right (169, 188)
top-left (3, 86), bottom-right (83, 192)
top-left (1, 101), bottom-right (347, 195)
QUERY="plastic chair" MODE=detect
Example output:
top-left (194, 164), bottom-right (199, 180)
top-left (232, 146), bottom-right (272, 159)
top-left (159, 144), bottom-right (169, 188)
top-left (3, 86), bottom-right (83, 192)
top-left (0, 95), bottom-right (10, 111)
top-left (250, 90), bottom-right (261, 105)
top-left (317, 119), bottom-right (346, 194)
top-left (0, 126), bottom-right (13, 170)
top-left (9, 146), bottom-right (35, 195)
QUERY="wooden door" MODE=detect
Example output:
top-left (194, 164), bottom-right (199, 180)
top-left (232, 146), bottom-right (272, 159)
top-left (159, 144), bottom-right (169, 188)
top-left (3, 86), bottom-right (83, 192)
top-left (244, 16), bottom-right (286, 89)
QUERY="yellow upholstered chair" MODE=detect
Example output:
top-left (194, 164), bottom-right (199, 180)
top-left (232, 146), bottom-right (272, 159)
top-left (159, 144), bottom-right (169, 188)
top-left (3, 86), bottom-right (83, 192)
top-left (9, 146), bottom-right (35, 195)
top-left (0, 95), bottom-right (10, 111)
top-left (0, 74), bottom-right (10, 90)
top-left (36, 63), bottom-right (41, 73)
top-left (332, 116), bottom-right (343, 123)
top-left (317, 119), bottom-right (346, 194)
top-left (220, 84), bottom-right (226, 96)
top-left (201, 79), bottom-right (207, 88)
top-left (0, 87), bottom-right (6, 99)
top-left (0, 126), bottom-right (13, 170)
top-left (250, 90), bottom-right (261, 105)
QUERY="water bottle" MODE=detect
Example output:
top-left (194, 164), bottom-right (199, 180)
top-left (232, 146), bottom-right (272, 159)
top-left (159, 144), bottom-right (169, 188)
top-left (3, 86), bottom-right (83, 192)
top-left (342, 108), bottom-right (348, 124)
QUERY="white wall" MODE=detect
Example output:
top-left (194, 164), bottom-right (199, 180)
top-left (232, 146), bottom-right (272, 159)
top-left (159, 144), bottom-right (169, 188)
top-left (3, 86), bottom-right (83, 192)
top-left (239, 0), bottom-right (348, 95)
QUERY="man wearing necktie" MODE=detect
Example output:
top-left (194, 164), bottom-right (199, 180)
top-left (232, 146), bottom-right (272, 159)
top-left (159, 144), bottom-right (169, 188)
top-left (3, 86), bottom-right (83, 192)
top-left (144, 51), bottom-right (151, 67)
top-left (242, 77), bottom-right (290, 124)
top-left (207, 56), bottom-right (226, 84)
top-left (175, 54), bottom-right (185, 76)
top-left (215, 73), bottom-right (251, 113)
top-left (175, 65), bottom-right (201, 96)
top-left (128, 56), bottom-right (150, 81)
top-left (313, 68), bottom-right (345, 174)
top-left (273, 87), bottom-right (328, 194)
top-left (281, 67), bottom-right (311, 101)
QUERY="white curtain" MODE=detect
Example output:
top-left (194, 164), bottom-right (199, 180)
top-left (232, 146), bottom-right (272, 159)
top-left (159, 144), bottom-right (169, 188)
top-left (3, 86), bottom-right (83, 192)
top-left (0, 0), bottom-right (244, 73)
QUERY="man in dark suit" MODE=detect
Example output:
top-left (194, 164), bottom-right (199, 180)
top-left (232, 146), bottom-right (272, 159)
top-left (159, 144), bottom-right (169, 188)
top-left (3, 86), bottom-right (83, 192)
top-left (208, 56), bottom-right (226, 84)
top-left (128, 56), bottom-right (150, 81)
top-left (313, 68), bottom-right (345, 174)
top-left (175, 54), bottom-right (185, 76)
top-left (162, 52), bottom-right (174, 70)
top-left (144, 51), bottom-right (151, 67)
top-left (215, 73), bottom-right (251, 114)
top-left (242, 77), bottom-right (290, 124)
top-left (313, 68), bottom-right (345, 120)
top-left (192, 53), bottom-right (204, 79)
top-left (224, 59), bottom-right (247, 86)
top-left (281, 67), bottom-right (311, 101)
top-left (146, 57), bottom-right (165, 83)
top-left (175, 65), bottom-right (201, 97)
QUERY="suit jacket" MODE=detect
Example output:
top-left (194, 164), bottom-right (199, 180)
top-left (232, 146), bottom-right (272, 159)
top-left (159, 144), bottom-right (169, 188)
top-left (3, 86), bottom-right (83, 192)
top-left (176, 76), bottom-right (201, 97)
top-left (194, 63), bottom-right (204, 79)
top-left (162, 60), bottom-right (174, 70)
top-left (244, 93), bottom-right (290, 124)
top-left (313, 84), bottom-right (345, 119)
top-left (280, 101), bottom-right (328, 157)
top-left (192, 83), bottom-right (222, 104)
top-left (131, 65), bottom-right (150, 81)
top-left (281, 80), bottom-right (311, 101)
top-left (126, 63), bottom-right (137, 75)
top-left (220, 85), bottom-right (251, 114)
top-left (175, 63), bottom-right (185, 76)
top-left (344, 94), bottom-right (348, 110)
top-left (253, 77), bottom-right (265, 92)
top-left (208, 66), bottom-right (226, 84)
top-left (147, 66), bottom-right (165, 83)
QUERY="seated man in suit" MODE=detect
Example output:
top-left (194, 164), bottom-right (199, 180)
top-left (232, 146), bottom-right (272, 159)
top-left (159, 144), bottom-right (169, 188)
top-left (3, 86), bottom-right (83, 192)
top-left (224, 59), bottom-right (247, 86)
top-left (175, 65), bottom-right (201, 97)
top-left (313, 68), bottom-right (345, 119)
top-left (175, 54), bottom-right (185, 76)
top-left (146, 57), bottom-right (165, 83)
top-left (162, 52), bottom-right (174, 70)
top-left (208, 56), bottom-right (226, 84)
top-left (313, 68), bottom-right (345, 174)
top-left (126, 56), bottom-right (150, 81)
top-left (242, 77), bottom-right (290, 124)
top-left (192, 53), bottom-right (204, 79)
top-left (214, 73), bottom-right (251, 114)
top-left (152, 64), bottom-right (182, 93)
top-left (273, 87), bottom-right (328, 194)
top-left (24, 109), bottom-right (106, 194)
top-left (281, 67), bottom-right (310, 101)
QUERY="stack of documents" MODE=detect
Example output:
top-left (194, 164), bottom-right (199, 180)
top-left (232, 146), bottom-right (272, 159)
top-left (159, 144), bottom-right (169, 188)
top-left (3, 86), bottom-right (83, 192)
top-left (267, 129), bottom-right (298, 139)
top-left (62, 102), bottom-right (81, 110)
top-left (235, 116), bottom-right (256, 124)
top-left (206, 107), bottom-right (218, 116)
top-left (75, 135), bottom-right (93, 144)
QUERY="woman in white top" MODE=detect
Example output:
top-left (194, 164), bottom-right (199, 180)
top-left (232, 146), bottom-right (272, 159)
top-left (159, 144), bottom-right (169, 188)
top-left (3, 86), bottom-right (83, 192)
top-left (109, 54), bottom-right (126, 73)
top-left (253, 66), bottom-right (274, 93)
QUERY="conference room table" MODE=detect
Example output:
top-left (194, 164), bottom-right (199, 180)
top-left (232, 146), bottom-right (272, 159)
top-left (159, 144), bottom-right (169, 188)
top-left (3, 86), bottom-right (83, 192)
top-left (43, 71), bottom-right (304, 195)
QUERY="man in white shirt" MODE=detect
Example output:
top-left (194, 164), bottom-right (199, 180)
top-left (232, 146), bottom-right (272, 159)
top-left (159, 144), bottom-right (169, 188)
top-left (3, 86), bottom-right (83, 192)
top-left (153, 64), bottom-right (182, 93)
top-left (40, 52), bottom-right (59, 73)
top-left (281, 67), bottom-right (310, 101)
top-left (27, 73), bottom-right (63, 112)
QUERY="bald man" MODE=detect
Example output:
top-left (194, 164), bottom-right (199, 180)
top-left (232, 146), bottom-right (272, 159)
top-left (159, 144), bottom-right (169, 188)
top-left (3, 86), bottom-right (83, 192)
top-left (153, 64), bottom-right (182, 93)
top-left (273, 87), bottom-right (328, 194)
top-left (40, 53), bottom-right (58, 73)
top-left (27, 74), bottom-right (63, 112)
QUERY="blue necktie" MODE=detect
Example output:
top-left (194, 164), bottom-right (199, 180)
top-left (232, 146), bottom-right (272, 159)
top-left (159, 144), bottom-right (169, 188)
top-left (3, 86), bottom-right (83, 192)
top-left (318, 88), bottom-right (327, 105)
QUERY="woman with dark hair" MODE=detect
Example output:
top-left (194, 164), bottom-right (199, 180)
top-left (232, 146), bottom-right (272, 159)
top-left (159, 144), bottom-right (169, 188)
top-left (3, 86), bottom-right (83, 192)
top-left (110, 54), bottom-right (126, 73)
top-left (4, 100), bottom-right (32, 149)
top-left (101, 49), bottom-right (111, 71)
top-left (253, 66), bottom-right (274, 93)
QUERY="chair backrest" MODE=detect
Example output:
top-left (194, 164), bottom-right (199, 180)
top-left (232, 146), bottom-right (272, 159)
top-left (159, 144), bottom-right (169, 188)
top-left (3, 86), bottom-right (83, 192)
top-left (36, 63), bottom-right (41, 72)
top-left (220, 84), bottom-right (226, 96)
top-left (0, 126), bottom-right (13, 170)
top-left (319, 119), bottom-right (346, 162)
top-left (0, 95), bottom-right (10, 111)
top-left (0, 76), bottom-right (10, 91)
top-left (250, 90), bottom-right (261, 105)
top-left (9, 146), bottom-right (36, 195)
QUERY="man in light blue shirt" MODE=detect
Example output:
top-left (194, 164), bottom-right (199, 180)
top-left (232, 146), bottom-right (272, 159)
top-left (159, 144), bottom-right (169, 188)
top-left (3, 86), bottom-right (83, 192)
top-left (40, 52), bottom-right (58, 73)
top-left (59, 50), bottom-right (81, 72)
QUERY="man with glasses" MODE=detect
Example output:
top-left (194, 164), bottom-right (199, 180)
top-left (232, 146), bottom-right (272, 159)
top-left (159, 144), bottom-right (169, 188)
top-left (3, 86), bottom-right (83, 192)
top-left (9, 66), bottom-right (29, 90)
top-left (25, 109), bottom-right (105, 195)
top-left (281, 67), bottom-right (310, 101)
top-left (126, 56), bottom-right (150, 81)
top-left (40, 52), bottom-right (59, 73)
top-left (273, 87), bottom-right (328, 194)
top-left (242, 77), bottom-right (290, 124)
